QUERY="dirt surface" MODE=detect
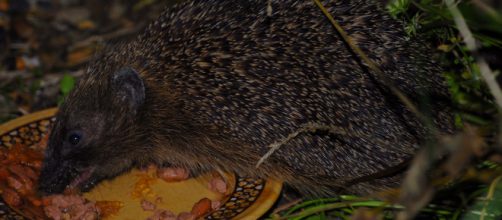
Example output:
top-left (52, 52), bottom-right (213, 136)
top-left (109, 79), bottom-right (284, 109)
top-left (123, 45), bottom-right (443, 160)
top-left (0, 0), bottom-right (178, 123)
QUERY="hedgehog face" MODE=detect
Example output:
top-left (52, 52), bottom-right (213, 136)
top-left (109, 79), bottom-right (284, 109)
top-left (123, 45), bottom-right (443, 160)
top-left (38, 67), bottom-right (147, 194)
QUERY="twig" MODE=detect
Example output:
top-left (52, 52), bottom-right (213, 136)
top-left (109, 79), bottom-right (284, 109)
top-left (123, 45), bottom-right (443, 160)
top-left (255, 123), bottom-right (347, 168)
top-left (312, 0), bottom-right (424, 121)
top-left (17, 106), bottom-right (29, 115)
top-left (271, 198), bottom-right (303, 214)
top-left (256, 121), bottom-right (414, 170)
top-left (267, 0), bottom-right (273, 17)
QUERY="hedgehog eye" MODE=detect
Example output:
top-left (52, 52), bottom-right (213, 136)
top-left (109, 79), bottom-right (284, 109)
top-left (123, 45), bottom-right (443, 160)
top-left (67, 132), bottom-right (82, 146)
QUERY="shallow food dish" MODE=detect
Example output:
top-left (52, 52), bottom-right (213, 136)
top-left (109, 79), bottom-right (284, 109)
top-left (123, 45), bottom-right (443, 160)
top-left (0, 108), bottom-right (282, 219)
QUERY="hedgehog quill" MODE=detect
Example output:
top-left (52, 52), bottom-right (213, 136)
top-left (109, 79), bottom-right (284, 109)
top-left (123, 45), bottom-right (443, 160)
top-left (38, 0), bottom-right (454, 197)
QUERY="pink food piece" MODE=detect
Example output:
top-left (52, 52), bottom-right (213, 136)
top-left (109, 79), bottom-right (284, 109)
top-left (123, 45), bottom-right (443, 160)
top-left (156, 167), bottom-right (189, 182)
top-left (9, 164), bottom-right (38, 181)
top-left (7, 169), bottom-right (34, 194)
top-left (147, 209), bottom-right (177, 220)
top-left (207, 177), bottom-right (227, 194)
top-left (211, 200), bottom-right (221, 210)
top-left (6, 176), bottom-right (25, 193)
top-left (177, 212), bottom-right (196, 220)
top-left (44, 205), bottom-right (63, 220)
top-left (69, 202), bottom-right (97, 219)
top-left (43, 194), bottom-right (99, 220)
top-left (141, 199), bottom-right (157, 211)
top-left (47, 194), bottom-right (84, 208)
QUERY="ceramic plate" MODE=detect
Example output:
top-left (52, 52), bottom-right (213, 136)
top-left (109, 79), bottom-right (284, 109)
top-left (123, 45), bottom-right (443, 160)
top-left (0, 108), bottom-right (282, 219)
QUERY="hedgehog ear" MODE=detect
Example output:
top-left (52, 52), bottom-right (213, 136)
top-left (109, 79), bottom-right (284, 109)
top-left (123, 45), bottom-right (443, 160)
top-left (112, 67), bottom-right (145, 114)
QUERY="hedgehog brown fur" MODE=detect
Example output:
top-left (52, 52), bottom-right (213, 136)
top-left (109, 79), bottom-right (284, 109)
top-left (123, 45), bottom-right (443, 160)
top-left (38, 0), bottom-right (454, 197)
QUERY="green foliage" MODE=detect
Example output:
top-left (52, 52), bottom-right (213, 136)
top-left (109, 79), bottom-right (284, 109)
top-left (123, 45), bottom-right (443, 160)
top-left (462, 176), bottom-right (502, 220)
top-left (60, 74), bottom-right (76, 96)
top-left (271, 196), bottom-right (397, 220)
top-left (271, 195), bottom-right (456, 219)
top-left (58, 73), bottom-right (76, 105)
top-left (386, 0), bottom-right (410, 18)
top-left (389, 0), bottom-right (501, 126)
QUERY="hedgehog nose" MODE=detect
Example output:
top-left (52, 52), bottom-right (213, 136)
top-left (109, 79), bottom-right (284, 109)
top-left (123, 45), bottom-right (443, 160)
top-left (38, 159), bottom-right (67, 195)
top-left (37, 170), bottom-right (57, 195)
top-left (37, 171), bottom-right (61, 195)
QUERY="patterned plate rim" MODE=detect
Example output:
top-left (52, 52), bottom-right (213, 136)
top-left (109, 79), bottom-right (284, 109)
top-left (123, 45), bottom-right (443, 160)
top-left (0, 108), bottom-right (282, 219)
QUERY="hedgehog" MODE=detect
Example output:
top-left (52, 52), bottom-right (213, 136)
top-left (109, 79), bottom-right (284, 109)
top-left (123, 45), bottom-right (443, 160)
top-left (38, 0), bottom-right (454, 197)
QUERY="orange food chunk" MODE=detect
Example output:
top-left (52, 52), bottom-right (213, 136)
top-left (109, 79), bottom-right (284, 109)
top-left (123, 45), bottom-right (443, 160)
top-left (2, 188), bottom-right (22, 207)
top-left (95, 200), bottom-right (124, 218)
top-left (191, 198), bottom-right (212, 218)
top-left (132, 173), bottom-right (157, 198)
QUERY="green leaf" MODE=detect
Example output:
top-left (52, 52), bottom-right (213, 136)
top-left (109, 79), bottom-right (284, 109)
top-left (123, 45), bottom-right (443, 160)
top-left (386, 0), bottom-right (411, 17)
top-left (304, 214), bottom-right (325, 220)
top-left (462, 176), bottom-right (502, 220)
top-left (284, 198), bottom-right (342, 216)
top-left (60, 74), bottom-right (76, 96)
top-left (58, 74), bottom-right (76, 105)
top-left (133, 0), bottom-right (156, 11)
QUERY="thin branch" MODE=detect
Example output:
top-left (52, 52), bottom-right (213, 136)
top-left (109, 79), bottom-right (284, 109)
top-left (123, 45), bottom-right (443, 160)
top-left (271, 198), bottom-right (303, 214)
top-left (312, 0), bottom-right (423, 120)
top-left (267, 0), bottom-right (273, 17)
top-left (255, 123), bottom-right (347, 168)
